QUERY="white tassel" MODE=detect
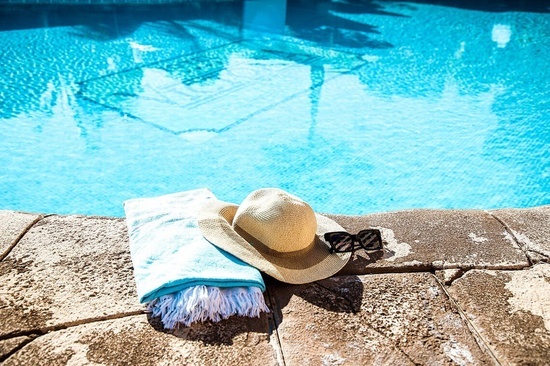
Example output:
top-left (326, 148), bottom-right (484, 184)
top-left (147, 286), bottom-right (270, 329)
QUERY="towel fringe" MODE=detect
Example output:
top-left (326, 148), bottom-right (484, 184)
top-left (147, 286), bottom-right (270, 329)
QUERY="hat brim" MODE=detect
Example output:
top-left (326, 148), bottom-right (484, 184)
top-left (197, 198), bottom-right (351, 284)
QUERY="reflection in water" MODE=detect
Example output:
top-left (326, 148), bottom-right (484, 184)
top-left (106, 56), bottom-right (118, 72)
top-left (39, 81), bottom-right (56, 114)
top-left (308, 64), bottom-right (325, 141)
top-left (492, 24), bottom-right (511, 48)
top-left (454, 41), bottom-right (466, 59)
top-left (35, 74), bottom-right (102, 147)
top-left (129, 40), bottom-right (160, 64)
top-left (33, 75), bottom-right (80, 122)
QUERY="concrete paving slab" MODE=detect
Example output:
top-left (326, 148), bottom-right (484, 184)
top-left (269, 273), bottom-right (493, 365)
top-left (490, 206), bottom-right (550, 261)
top-left (328, 209), bottom-right (529, 275)
top-left (0, 215), bottom-right (143, 338)
top-left (447, 264), bottom-right (550, 365)
top-left (3, 314), bottom-right (279, 366)
top-left (0, 211), bottom-right (42, 260)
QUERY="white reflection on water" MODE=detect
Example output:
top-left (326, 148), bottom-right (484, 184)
top-left (492, 24), bottom-right (511, 48)
top-left (106, 56), bottom-right (118, 72)
top-left (454, 41), bottom-right (466, 59)
top-left (129, 40), bottom-right (160, 64)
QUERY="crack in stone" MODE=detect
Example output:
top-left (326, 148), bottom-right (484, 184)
top-left (0, 333), bottom-right (39, 363)
top-left (395, 345), bottom-right (423, 366)
top-left (349, 311), bottom-right (424, 365)
top-left (0, 310), bottom-right (146, 341)
top-left (265, 287), bottom-right (286, 366)
top-left (431, 273), bottom-right (503, 366)
top-left (448, 269), bottom-right (469, 286)
top-left (487, 212), bottom-right (538, 266)
top-left (432, 268), bottom-right (468, 287)
top-left (358, 318), bottom-right (423, 366)
top-left (0, 215), bottom-right (46, 262)
top-left (524, 251), bottom-right (550, 265)
top-left (309, 280), bottom-right (423, 366)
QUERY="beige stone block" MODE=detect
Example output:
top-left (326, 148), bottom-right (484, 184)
top-left (490, 205), bottom-right (550, 261)
top-left (3, 314), bottom-right (279, 366)
top-left (0, 215), bottom-right (143, 337)
top-left (447, 264), bottom-right (550, 365)
top-left (328, 209), bottom-right (528, 274)
top-left (0, 211), bottom-right (42, 259)
top-left (269, 273), bottom-right (493, 365)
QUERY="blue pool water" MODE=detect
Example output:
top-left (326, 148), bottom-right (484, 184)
top-left (0, 1), bottom-right (549, 217)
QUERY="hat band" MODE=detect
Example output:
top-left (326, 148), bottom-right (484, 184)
top-left (234, 224), bottom-right (316, 259)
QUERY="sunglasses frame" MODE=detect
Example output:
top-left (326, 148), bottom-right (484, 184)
top-left (324, 229), bottom-right (383, 254)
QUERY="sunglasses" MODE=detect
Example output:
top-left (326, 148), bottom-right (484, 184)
top-left (324, 229), bottom-right (383, 253)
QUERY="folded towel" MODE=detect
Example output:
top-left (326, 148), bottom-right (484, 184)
top-left (124, 189), bottom-right (269, 328)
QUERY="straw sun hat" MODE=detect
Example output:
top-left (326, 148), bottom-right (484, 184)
top-left (198, 188), bottom-right (351, 284)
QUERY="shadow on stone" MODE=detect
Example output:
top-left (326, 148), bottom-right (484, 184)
top-left (266, 275), bottom-right (365, 329)
top-left (143, 273), bottom-right (365, 345)
top-left (146, 309), bottom-right (272, 346)
top-left (343, 249), bottom-right (387, 269)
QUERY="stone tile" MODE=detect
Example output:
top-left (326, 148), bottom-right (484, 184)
top-left (269, 273), bottom-right (493, 365)
top-left (0, 215), bottom-right (143, 338)
top-left (328, 209), bottom-right (528, 275)
top-left (3, 314), bottom-right (279, 366)
top-left (490, 205), bottom-right (550, 261)
top-left (447, 264), bottom-right (550, 365)
top-left (0, 336), bottom-right (33, 361)
top-left (0, 211), bottom-right (42, 260)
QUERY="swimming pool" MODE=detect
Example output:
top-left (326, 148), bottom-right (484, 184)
top-left (0, 1), bottom-right (549, 217)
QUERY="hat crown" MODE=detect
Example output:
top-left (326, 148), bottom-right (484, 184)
top-left (232, 189), bottom-right (317, 255)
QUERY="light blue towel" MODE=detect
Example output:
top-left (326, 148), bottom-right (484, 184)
top-left (124, 189), bottom-right (268, 328)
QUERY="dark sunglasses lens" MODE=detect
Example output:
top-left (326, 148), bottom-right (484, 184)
top-left (326, 232), bottom-right (354, 252)
top-left (357, 230), bottom-right (382, 250)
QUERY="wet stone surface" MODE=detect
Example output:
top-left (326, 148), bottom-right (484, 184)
top-left (447, 264), bottom-right (550, 365)
top-left (2, 314), bottom-right (279, 366)
top-left (328, 209), bottom-right (529, 275)
top-left (0, 211), bottom-right (41, 259)
top-left (268, 273), bottom-right (493, 365)
top-left (0, 215), bottom-right (143, 337)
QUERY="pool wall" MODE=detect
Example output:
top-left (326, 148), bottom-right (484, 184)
top-left (0, 0), bottom-right (229, 4)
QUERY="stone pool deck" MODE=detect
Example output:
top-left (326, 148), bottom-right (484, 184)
top-left (0, 206), bottom-right (549, 365)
